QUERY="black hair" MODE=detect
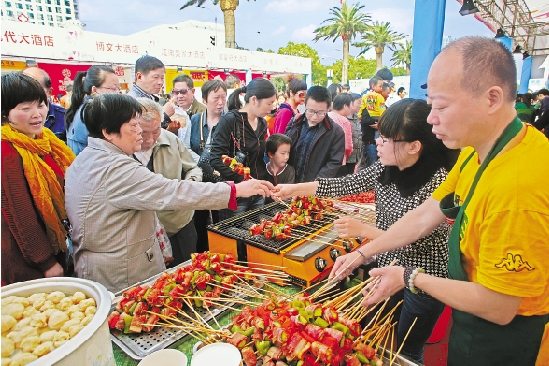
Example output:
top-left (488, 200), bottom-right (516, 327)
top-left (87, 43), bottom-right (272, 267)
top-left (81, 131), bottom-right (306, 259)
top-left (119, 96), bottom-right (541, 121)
top-left (65, 65), bottom-right (116, 128)
top-left (173, 74), bottom-right (194, 88)
top-left (1, 72), bottom-right (48, 124)
top-left (266, 133), bottom-right (292, 155)
top-left (327, 83), bottom-right (342, 101)
top-left (378, 98), bottom-right (457, 171)
top-left (65, 84), bottom-right (73, 92)
top-left (201, 79), bottom-right (227, 102)
top-left (332, 93), bottom-right (353, 111)
top-left (342, 84), bottom-right (350, 90)
top-left (305, 86), bottom-right (332, 108)
top-left (83, 94), bottom-right (142, 138)
top-left (350, 93), bottom-right (362, 102)
top-left (521, 93), bottom-right (533, 108)
top-left (442, 36), bottom-right (517, 103)
top-left (397, 87), bottom-right (405, 95)
top-left (375, 68), bottom-right (393, 81)
top-left (369, 76), bottom-right (381, 89)
top-left (286, 78), bottom-right (307, 98)
top-left (227, 78), bottom-right (276, 110)
top-left (135, 55), bottom-right (164, 77)
top-left (382, 82), bottom-right (391, 92)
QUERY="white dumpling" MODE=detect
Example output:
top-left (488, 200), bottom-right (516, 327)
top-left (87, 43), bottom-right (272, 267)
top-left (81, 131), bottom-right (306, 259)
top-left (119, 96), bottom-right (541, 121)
top-left (32, 341), bottom-right (53, 357)
top-left (47, 310), bottom-right (69, 331)
top-left (71, 292), bottom-right (86, 304)
top-left (27, 293), bottom-right (47, 304)
top-left (70, 311), bottom-right (85, 322)
top-left (68, 325), bottom-right (84, 339)
top-left (80, 314), bottom-right (94, 327)
top-left (39, 330), bottom-right (57, 343)
top-left (22, 307), bottom-right (37, 319)
top-left (43, 308), bottom-right (57, 321)
top-left (1, 296), bottom-right (17, 307)
top-left (29, 313), bottom-right (47, 328)
top-left (46, 291), bottom-right (65, 304)
top-left (77, 298), bottom-right (95, 312)
top-left (8, 352), bottom-right (38, 366)
top-left (60, 318), bottom-right (80, 333)
top-left (66, 305), bottom-right (80, 317)
top-left (20, 335), bottom-right (40, 353)
top-left (1, 304), bottom-right (24, 320)
top-left (31, 297), bottom-right (46, 310)
top-left (1, 336), bottom-right (14, 357)
top-left (38, 300), bottom-right (54, 312)
top-left (53, 330), bottom-right (69, 343)
top-left (10, 298), bottom-right (30, 308)
top-left (8, 326), bottom-right (38, 348)
top-left (84, 306), bottom-right (96, 316)
top-left (57, 297), bottom-right (73, 311)
top-left (1, 315), bottom-right (17, 334)
top-left (13, 318), bottom-right (31, 332)
top-left (1, 357), bottom-right (10, 366)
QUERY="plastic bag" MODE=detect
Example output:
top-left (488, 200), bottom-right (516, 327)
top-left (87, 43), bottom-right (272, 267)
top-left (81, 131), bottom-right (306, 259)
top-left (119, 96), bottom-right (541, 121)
top-left (155, 217), bottom-right (173, 263)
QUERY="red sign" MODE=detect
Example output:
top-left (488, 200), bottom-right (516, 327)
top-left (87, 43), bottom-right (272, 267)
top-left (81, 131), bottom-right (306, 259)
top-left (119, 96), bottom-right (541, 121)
top-left (207, 71), bottom-right (268, 82)
top-left (115, 66), bottom-right (125, 76)
top-left (38, 63), bottom-right (94, 96)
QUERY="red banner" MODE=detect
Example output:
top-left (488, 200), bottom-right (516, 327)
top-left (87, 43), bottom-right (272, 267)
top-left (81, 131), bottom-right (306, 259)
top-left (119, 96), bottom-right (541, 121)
top-left (207, 70), bottom-right (269, 84)
top-left (37, 62), bottom-right (94, 97)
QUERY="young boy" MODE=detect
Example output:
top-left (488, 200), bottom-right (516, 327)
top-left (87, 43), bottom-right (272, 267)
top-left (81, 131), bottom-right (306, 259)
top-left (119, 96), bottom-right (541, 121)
top-left (265, 133), bottom-right (295, 186)
top-left (358, 76), bottom-right (386, 120)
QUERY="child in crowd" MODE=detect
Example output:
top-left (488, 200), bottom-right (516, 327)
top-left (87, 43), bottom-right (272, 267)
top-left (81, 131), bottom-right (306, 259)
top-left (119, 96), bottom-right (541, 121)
top-left (358, 76), bottom-right (386, 121)
top-left (266, 134), bottom-right (295, 187)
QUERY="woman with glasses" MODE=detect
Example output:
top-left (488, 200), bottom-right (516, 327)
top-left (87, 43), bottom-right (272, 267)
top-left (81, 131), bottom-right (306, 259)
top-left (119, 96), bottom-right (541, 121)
top-left (65, 65), bottom-right (120, 155)
top-left (273, 99), bottom-right (458, 364)
top-left (209, 78), bottom-right (277, 221)
top-left (273, 77), bottom-right (307, 134)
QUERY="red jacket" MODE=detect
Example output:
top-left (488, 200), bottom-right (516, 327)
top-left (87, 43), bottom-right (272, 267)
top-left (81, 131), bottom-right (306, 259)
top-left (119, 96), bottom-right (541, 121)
top-left (1, 140), bottom-right (63, 285)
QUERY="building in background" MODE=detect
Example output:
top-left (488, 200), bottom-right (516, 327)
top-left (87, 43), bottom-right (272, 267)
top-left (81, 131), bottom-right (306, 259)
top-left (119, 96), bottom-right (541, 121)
top-left (2, 0), bottom-right (79, 27)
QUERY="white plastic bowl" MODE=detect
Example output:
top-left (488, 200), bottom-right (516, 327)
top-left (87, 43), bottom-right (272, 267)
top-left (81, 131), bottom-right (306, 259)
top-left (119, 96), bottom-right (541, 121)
top-left (137, 349), bottom-right (188, 366)
top-left (1, 277), bottom-right (115, 366)
top-left (191, 342), bottom-right (242, 366)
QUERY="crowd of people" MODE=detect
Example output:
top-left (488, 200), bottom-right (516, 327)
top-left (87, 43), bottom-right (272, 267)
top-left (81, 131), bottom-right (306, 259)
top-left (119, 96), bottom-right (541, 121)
top-left (1, 36), bottom-right (548, 365)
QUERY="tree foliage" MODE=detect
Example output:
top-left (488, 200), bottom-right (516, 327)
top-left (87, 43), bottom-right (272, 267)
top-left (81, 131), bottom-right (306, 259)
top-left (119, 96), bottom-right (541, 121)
top-left (329, 56), bottom-right (377, 84)
top-left (354, 21), bottom-right (405, 71)
top-left (277, 42), bottom-right (328, 86)
top-left (391, 40), bottom-right (412, 75)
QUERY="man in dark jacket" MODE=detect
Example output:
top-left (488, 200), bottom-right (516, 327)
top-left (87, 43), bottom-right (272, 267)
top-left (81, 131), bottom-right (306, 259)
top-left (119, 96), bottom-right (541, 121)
top-left (285, 86), bottom-right (345, 183)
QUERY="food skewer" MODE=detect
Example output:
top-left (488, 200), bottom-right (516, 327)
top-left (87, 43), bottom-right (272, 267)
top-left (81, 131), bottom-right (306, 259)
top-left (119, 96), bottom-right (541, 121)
top-left (390, 317), bottom-right (418, 366)
top-left (236, 261), bottom-right (287, 269)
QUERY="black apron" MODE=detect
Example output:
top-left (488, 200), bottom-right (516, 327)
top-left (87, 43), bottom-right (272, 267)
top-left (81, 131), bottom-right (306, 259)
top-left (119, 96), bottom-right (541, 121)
top-left (440, 118), bottom-right (548, 366)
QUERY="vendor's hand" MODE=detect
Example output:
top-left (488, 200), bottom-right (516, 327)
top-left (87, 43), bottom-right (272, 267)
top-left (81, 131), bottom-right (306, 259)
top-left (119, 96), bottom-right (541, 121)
top-left (361, 266), bottom-right (405, 307)
top-left (43, 262), bottom-right (64, 278)
top-left (334, 216), bottom-right (367, 238)
top-left (371, 123), bottom-right (378, 129)
top-left (166, 120), bottom-right (181, 134)
top-left (163, 102), bottom-right (176, 117)
top-left (271, 184), bottom-right (295, 200)
top-left (164, 256), bottom-right (174, 265)
top-left (236, 179), bottom-right (274, 198)
top-left (329, 251), bottom-right (365, 282)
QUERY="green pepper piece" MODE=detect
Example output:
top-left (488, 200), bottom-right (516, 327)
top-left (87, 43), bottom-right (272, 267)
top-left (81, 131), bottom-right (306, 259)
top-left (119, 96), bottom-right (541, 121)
top-left (142, 288), bottom-right (152, 301)
top-left (369, 359), bottom-right (377, 366)
top-left (291, 300), bottom-right (305, 309)
top-left (299, 310), bottom-right (310, 322)
top-left (314, 317), bottom-right (329, 328)
top-left (128, 302), bottom-right (137, 316)
top-left (237, 326), bottom-right (255, 337)
top-left (163, 283), bottom-right (177, 297)
top-left (313, 307), bottom-right (323, 318)
top-left (123, 315), bottom-right (133, 334)
top-left (273, 321), bottom-right (281, 328)
top-left (255, 340), bottom-right (271, 356)
top-left (214, 275), bottom-right (223, 283)
top-left (332, 322), bottom-right (349, 335)
top-left (193, 297), bottom-right (203, 308)
top-left (231, 325), bottom-right (243, 334)
top-left (356, 352), bottom-right (369, 364)
top-left (191, 271), bottom-right (200, 287)
top-left (219, 253), bottom-right (226, 261)
top-left (296, 361), bottom-right (304, 366)
top-left (205, 285), bottom-right (213, 292)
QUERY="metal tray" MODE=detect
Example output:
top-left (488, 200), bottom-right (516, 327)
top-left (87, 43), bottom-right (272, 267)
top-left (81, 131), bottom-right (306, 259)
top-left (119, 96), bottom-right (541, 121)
top-left (109, 260), bottom-right (238, 360)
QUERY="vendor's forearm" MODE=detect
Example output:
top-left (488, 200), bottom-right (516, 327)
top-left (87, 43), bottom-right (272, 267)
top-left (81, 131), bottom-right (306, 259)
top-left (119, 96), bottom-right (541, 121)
top-left (361, 224), bottom-right (384, 240)
top-left (414, 273), bottom-right (522, 325)
top-left (360, 197), bottom-right (444, 258)
top-left (296, 181), bottom-right (319, 196)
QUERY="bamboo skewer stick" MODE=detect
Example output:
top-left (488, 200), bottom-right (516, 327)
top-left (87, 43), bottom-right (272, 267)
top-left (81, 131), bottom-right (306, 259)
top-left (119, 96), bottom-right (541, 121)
top-left (233, 264), bottom-right (288, 275)
top-left (391, 317), bottom-right (417, 366)
top-left (236, 260), bottom-right (287, 269)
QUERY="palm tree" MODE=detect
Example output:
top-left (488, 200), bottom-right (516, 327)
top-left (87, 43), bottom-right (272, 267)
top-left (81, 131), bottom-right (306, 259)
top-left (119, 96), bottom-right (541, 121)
top-left (181, 0), bottom-right (245, 48)
top-left (354, 21), bottom-right (405, 71)
top-left (313, 1), bottom-right (370, 84)
top-left (391, 40), bottom-right (412, 75)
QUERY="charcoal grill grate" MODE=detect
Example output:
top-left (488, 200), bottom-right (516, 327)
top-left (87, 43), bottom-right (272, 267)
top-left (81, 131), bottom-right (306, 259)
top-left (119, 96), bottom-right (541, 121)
top-left (208, 201), bottom-right (336, 254)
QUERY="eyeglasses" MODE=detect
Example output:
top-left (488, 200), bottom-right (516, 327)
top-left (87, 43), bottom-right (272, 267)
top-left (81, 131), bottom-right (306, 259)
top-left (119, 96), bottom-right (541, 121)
top-left (172, 88), bottom-right (192, 95)
top-left (305, 108), bottom-right (327, 117)
top-left (377, 135), bottom-right (410, 144)
top-left (296, 91), bottom-right (306, 97)
top-left (97, 86), bottom-right (121, 92)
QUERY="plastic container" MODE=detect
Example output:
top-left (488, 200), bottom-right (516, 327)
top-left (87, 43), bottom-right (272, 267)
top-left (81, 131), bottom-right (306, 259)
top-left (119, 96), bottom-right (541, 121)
top-left (137, 349), bottom-right (187, 366)
top-left (1, 277), bottom-right (115, 366)
top-left (191, 342), bottom-right (242, 366)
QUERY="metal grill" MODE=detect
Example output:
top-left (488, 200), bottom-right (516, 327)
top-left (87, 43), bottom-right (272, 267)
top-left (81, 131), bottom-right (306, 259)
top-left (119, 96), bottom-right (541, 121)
top-left (208, 201), bottom-right (336, 254)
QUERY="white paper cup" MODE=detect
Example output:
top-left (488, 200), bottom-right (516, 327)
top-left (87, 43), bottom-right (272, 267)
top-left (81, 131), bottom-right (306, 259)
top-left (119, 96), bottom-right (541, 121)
top-left (137, 349), bottom-right (188, 366)
top-left (191, 343), bottom-right (242, 366)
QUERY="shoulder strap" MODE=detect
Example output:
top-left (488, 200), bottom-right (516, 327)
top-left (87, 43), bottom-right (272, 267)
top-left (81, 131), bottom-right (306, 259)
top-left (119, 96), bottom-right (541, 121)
top-left (459, 151), bottom-right (475, 172)
top-left (199, 112), bottom-right (206, 149)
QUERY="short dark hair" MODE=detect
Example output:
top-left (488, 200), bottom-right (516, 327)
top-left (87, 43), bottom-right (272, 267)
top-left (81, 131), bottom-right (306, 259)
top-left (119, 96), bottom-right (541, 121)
top-left (266, 133), bottom-right (292, 155)
top-left (225, 75), bottom-right (241, 89)
top-left (135, 55), bottom-right (164, 77)
top-left (350, 93), bottom-right (361, 102)
top-left (342, 84), bottom-right (350, 90)
top-left (201, 79), bottom-right (227, 102)
top-left (286, 78), bottom-right (307, 97)
top-left (327, 83), bottom-right (342, 101)
top-left (378, 98), bottom-right (457, 171)
top-left (397, 87), bottom-right (405, 95)
top-left (375, 68), bottom-right (393, 81)
top-left (65, 84), bottom-right (73, 92)
top-left (227, 77), bottom-right (276, 110)
top-left (305, 86), bottom-right (332, 109)
top-left (1, 72), bottom-right (48, 124)
top-left (382, 82), bottom-right (391, 92)
top-left (173, 74), bottom-right (194, 88)
top-left (441, 36), bottom-right (516, 103)
top-left (537, 88), bottom-right (549, 96)
top-left (369, 76), bottom-right (382, 88)
top-left (332, 93), bottom-right (353, 111)
top-left (83, 94), bottom-right (142, 138)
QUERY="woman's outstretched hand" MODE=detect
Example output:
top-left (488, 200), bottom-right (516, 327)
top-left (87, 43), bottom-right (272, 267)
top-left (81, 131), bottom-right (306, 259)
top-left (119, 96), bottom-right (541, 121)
top-left (235, 179), bottom-right (274, 198)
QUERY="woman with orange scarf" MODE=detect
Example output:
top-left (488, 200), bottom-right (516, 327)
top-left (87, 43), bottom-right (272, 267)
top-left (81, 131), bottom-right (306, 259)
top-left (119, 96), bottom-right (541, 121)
top-left (1, 72), bottom-right (76, 285)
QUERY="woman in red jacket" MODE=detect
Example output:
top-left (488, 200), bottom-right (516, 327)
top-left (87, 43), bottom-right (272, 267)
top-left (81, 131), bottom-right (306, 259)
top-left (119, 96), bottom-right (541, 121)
top-left (1, 72), bottom-right (76, 285)
top-left (273, 77), bottom-right (307, 134)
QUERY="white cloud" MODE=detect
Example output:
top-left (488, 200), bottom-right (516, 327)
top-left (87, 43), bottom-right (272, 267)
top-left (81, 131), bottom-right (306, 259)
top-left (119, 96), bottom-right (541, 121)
top-left (265, 0), bottom-right (335, 14)
top-left (368, 8), bottom-right (415, 37)
top-left (272, 25), bottom-right (286, 35)
top-left (291, 24), bottom-right (317, 42)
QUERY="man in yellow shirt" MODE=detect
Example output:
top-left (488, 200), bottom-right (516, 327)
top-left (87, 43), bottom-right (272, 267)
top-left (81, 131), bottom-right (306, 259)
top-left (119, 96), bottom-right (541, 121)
top-left (330, 36), bottom-right (549, 365)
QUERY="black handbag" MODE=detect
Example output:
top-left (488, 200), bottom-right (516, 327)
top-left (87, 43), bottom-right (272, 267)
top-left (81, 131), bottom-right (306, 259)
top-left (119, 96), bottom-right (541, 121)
top-left (197, 113), bottom-right (223, 183)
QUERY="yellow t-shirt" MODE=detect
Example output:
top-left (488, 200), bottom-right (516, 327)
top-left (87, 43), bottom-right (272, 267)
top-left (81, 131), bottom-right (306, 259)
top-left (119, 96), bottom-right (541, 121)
top-left (358, 91), bottom-right (386, 118)
top-left (432, 125), bottom-right (549, 316)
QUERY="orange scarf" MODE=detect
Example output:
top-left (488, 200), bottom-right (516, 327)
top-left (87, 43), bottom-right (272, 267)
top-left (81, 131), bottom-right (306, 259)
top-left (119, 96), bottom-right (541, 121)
top-left (1, 124), bottom-right (76, 254)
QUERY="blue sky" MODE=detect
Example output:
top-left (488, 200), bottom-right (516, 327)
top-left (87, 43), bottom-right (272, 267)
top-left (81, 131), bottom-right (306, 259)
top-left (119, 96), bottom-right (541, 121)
top-left (79, 0), bottom-right (494, 67)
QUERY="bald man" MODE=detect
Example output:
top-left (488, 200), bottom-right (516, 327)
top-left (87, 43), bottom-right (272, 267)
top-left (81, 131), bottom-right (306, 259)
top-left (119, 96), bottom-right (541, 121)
top-left (329, 37), bottom-right (549, 365)
top-left (23, 67), bottom-right (67, 141)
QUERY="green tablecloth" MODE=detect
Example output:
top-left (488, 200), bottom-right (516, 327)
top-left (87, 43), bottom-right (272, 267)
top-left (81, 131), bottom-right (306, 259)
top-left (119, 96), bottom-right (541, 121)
top-left (113, 284), bottom-right (301, 366)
